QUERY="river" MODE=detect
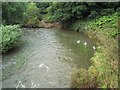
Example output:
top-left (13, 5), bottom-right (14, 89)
top-left (2, 28), bottom-right (96, 88)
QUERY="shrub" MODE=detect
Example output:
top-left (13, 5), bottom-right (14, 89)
top-left (100, 9), bottom-right (114, 16)
top-left (71, 68), bottom-right (98, 88)
top-left (116, 7), bottom-right (120, 13)
top-left (1, 25), bottom-right (22, 53)
top-left (23, 3), bottom-right (40, 27)
top-left (2, 2), bottom-right (26, 24)
top-left (88, 11), bottom-right (99, 18)
top-left (71, 13), bottom-right (118, 88)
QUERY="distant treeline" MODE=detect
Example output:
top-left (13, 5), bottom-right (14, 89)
top-left (2, 2), bottom-right (120, 26)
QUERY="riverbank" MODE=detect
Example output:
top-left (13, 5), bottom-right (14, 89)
top-left (21, 20), bottom-right (61, 29)
top-left (2, 13), bottom-right (118, 88)
top-left (70, 13), bottom-right (119, 88)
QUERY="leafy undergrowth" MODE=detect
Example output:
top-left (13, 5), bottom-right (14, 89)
top-left (1, 25), bottom-right (22, 53)
top-left (85, 13), bottom-right (118, 38)
top-left (71, 13), bottom-right (119, 88)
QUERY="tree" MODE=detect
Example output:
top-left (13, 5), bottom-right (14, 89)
top-left (23, 2), bottom-right (39, 27)
top-left (47, 2), bottom-right (90, 23)
top-left (36, 2), bottom-right (52, 14)
top-left (2, 2), bottom-right (26, 24)
top-left (47, 2), bottom-right (119, 24)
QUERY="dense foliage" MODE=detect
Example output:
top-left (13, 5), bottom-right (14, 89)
top-left (23, 3), bottom-right (40, 27)
top-left (2, 2), bottom-right (120, 26)
top-left (86, 13), bottom-right (118, 37)
top-left (47, 2), bottom-right (120, 23)
top-left (2, 2), bottom-right (26, 24)
top-left (71, 13), bottom-right (119, 88)
top-left (1, 25), bottom-right (22, 53)
top-left (1, 2), bottom-right (119, 88)
top-left (36, 2), bottom-right (52, 15)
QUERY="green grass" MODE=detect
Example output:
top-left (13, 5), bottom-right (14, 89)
top-left (71, 13), bottom-right (119, 88)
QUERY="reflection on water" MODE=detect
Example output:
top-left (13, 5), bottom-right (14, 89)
top-left (2, 28), bottom-right (96, 88)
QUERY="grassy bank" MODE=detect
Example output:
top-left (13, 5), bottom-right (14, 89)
top-left (71, 13), bottom-right (119, 88)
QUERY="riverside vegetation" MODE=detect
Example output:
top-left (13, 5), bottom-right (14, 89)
top-left (71, 12), bottom-right (119, 88)
top-left (1, 25), bottom-right (22, 53)
top-left (1, 2), bottom-right (120, 88)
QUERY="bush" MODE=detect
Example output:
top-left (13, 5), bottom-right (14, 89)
top-left (1, 25), bottom-right (22, 53)
top-left (25, 17), bottom-right (40, 27)
top-left (23, 3), bottom-right (40, 27)
top-left (2, 2), bottom-right (26, 24)
top-left (88, 11), bottom-right (99, 18)
top-left (100, 9), bottom-right (114, 16)
top-left (87, 13), bottom-right (118, 37)
top-left (116, 7), bottom-right (120, 13)
top-left (71, 68), bottom-right (98, 88)
top-left (71, 13), bottom-right (118, 88)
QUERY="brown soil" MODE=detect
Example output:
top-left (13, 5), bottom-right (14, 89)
top-left (40, 20), bottom-right (62, 29)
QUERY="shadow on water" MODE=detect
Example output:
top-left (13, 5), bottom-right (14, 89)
top-left (2, 28), bottom-right (96, 88)
top-left (3, 45), bottom-right (22, 56)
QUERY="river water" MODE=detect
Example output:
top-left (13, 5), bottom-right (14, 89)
top-left (2, 28), bottom-right (96, 88)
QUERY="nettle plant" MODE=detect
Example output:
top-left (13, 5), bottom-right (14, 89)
top-left (1, 25), bottom-right (22, 53)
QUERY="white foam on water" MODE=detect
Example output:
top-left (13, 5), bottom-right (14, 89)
top-left (46, 65), bottom-right (49, 72)
top-left (38, 63), bottom-right (49, 72)
top-left (16, 80), bottom-right (26, 88)
top-left (31, 81), bottom-right (40, 88)
top-left (38, 63), bottom-right (44, 68)
top-left (49, 81), bottom-right (56, 84)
